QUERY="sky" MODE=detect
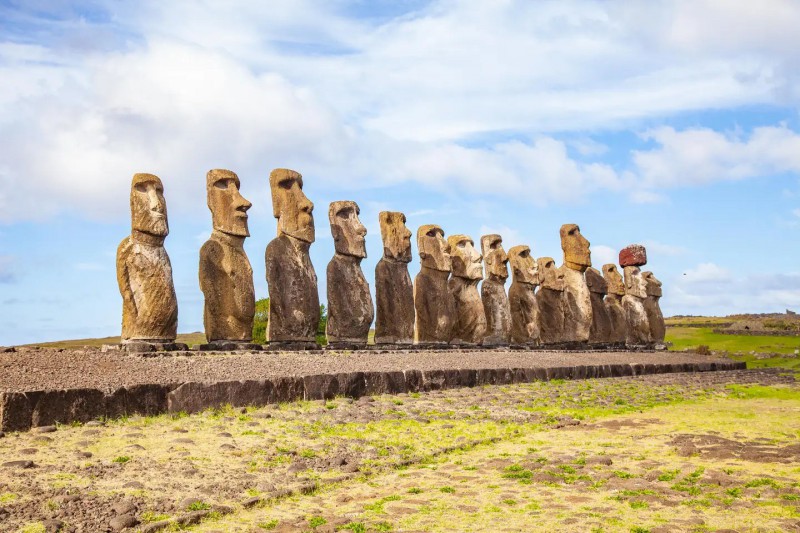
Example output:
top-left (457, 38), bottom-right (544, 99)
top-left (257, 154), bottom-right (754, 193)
top-left (1, 0), bottom-right (799, 345)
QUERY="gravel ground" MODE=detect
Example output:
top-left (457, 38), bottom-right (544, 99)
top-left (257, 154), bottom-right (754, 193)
top-left (0, 347), bottom-right (731, 393)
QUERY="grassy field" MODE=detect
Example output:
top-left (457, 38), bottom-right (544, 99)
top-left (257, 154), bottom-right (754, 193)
top-left (666, 327), bottom-right (800, 355)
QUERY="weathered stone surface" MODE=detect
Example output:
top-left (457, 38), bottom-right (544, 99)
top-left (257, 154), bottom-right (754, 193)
top-left (536, 257), bottom-right (565, 345)
top-left (116, 173), bottom-right (178, 343)
top-left (508, 245), bottom-right (539, 346)
top-left (447, 234), bottom-right (486, 345)
top-left (623, 265), bottom-right (652, 345)
top-left (0, 392), bottom-right (34, 432)
top-left (586, 267), bottom-right (612, 344)
top-left (31, 389), bottom-right (106, 427)
top-left (481, 234), bottom-right (511, 346)
top-left (414, 225), bottom-right (455, 344)
top-left (560, 224), bottom-right (592, 343)
top-left (602, 264), bottom-right (627, 344)
top-left (375, 212), bottom-right (414, 345)
top-left (643, 271), bottom-right (666, 343)
top-left (167, 381), bottom-right (272, 414)
top-left (265, 169), bottom-right (319, 344)
top-left (199, 169), bottom-right (255, 343)
top-left (106, 384), bottom-right (171, 419)
top-left (326, 201), bottom-right (373, 347)
top-left (619, 244), bottom-right (647, 267)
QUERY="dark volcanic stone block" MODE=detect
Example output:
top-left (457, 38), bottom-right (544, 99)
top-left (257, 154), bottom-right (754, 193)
top-left (106, 384), bottom-right (172, 419)
top-left (272, 377), bottom-right (305, 403)
top-left (421, 370), bottom-right (446, 391)
top-left (336, 372), bottom-right (366, 398)
top-left (403, 370), bottom-right (422, 393)
top-left (31, 389), bottom-right (106, 427)
top-left (458, 369), bottom-right (478, 388)
top-left (168, 381), bottom-right (272, 414)
top-left (303, 374), bottom-right (340, 401)
top-left (0, 392), bottom-right (34, 432)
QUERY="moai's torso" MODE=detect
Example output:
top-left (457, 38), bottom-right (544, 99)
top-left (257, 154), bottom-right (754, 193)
top-left (482, 277), bottom-right (511, 346)
top-left (537, 288), bottom-right (564, 344)
top-left (605, 294), bottom-right (627, 344)
top-left (414, 269), bottom-right (455, 344)
top-left (644, 296), bottom-right (665, 343)
top-left (449, 276), bottom-right (486, 345)
top-left (509, 282), bottom-right (539, 345)
top-left (327, 254), bottom-right (374, 344)
top-left (561, 266), bottom-right (592, 343)
top-left (622, 266), bottom-right (651, 346)
top-left (374, 259), bottom-right (414, 344)
top-left (588, 291), bottom-right (612, 344)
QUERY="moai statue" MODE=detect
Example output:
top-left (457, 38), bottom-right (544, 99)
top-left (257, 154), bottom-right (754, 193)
top-left (198, 169), bottom-right (259, 350)
top-left (414, 224), bottom-right (456, 344)
top-left (374, 211), bottom-right (414, 345)
top-left (643, 271), bottom-right (666, 345)
top-left (116, 173), bottom-right (185, 351)
top-left (448, 234), bottom-right (486, 345)
top-left (326, 201), bottom-right (374, 348)
top-left (536, 257), bottom-right (565, 345)
top-left (559, 224), bottom-right (592, 344)
top-left (264, 169), bottom-right (320, 349)
top-left (508, 245), bottom-right (539, 347)
top-left (481, 234), bottom-right (512, 346)
top-left (620, 244), bottom-right (651, 346)
top-left (585, 267), bottom-right (612, 346)
top-left (602, 264), bottom-right (628, 346)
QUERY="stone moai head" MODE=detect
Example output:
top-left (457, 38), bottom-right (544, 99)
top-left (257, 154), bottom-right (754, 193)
top-left (329, 200), bottom-right (367, 258)
top-left (269, 168), bottom-right (314, 243)
top-left (585, 267), bottom-right (607, 295)
top-left (207, 169), bottom-right (252, 237)
top-left (508, 245), bottom-right (538, 285)
top-left (643, 271), bottom-right (663, 298)
top-left (448, 234), bottom-right (483, 280)
top-left (623, 266), bottom-right (648, 298)
top-left (130, 173), bottom-right (168, 238)
top-left (538, 257), bottom-right (564, 290)
top-left (560, 223), bottom-right (591, 271)
top-left (417, 224), bottom-right (451, 272)
top-left (379, 211), bottom-right (412, 263)
top-left (602, 264), bottom-right (625, 296)
top-left (481, 234), bottom-right (509, 281)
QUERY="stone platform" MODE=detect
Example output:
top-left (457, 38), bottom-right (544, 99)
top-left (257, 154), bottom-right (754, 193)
top-left (0, 347), bottom-right (744, 432)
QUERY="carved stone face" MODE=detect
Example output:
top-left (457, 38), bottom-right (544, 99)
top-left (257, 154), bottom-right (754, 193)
top-left (379, 211), bottom-right (412, 263)
top-left (585, 267), bottom-right (607, 295)
top-left (481, 234), bottom-right (509, 280)
top-left (130, 173), bottom-right (168, 237)
top-left (624, 266), bottom-right (647, 298)
top-left (603, 264), bottom-right (625, 296)
top-left (448, 234), bottom-right (483, 280)
top-left (537, 257), bottom-right (564, 290)
top-left (560, 223), bottom-right (591, 271)
top-left (207, 169), bottom-right (252, 237)
top-left (643, 271), bottom-right (663, 297)
top-left (508, 245), bottom-right (537, 285)
top-left (417, 224), bottom-right (451, 271)
top-left (329, 200), bottom-right (367, 258)
top-left (269, 168), bottom-right (314, 243)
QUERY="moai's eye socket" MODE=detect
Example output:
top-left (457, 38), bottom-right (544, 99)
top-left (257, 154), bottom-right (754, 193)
top-left (336, 208), bottom-right (352, 220)
top-left (134, 183), bottom-right (148, 193)
top-left (214, 179), bottom-right (229, 190)
top-left (278, 178), bottom-right (294, 190)
top-left (426, 229), bottom-right (437, 238)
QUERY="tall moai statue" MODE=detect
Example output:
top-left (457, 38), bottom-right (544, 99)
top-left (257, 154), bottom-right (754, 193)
top-left (559, 224), bottom-right (592, 344)
top-left (536, 257), bottom-right (565, 345)
top-left (374, 212), bottom-right (415, 345)
top-left (448, 234), bottom-right (486, 345)
top-left (326, 201), bottom-right (374, 348)
top-left (585, 267), bottom-right (612, 346)
top-left (602, 264), bottom-right (628, 346)
top-left (264, 169), bottom-right (320, 349)
top-left (198, 169), bottom-right (258, 350)
top-left (643, 271), bottom-right (666, 345)
top-left (116, 173), bottom-right (185, 351)
top-left (508, 245), bottom-right (540, 347)
top-left (620, 244), bottom-right (652, 346)
top-left (481, 234), bottom-right (512, 346)
top-left (414, 224), bottom-right (456, 344)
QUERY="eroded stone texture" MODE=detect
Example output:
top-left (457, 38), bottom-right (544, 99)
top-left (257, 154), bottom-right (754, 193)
top-left (536, 257), bottom-right (565, 345)
top-left (623, 265), bottom-right (652, 346)
top-left (116, 173), bottom-right (179, 344)
top-left (414, 225), bottom-right (455, 344)
top-left (560, 224), bottom-right (592, 343)
top-left (481, 234), bottom-right (511, 346)
top-left (643, 271), bottom-right (666, 343)
top-left (602, 264), bottom-right (628, 345)
top-left (620, 244), bottom-right (647, 267)
top-left (375, 212), bottom-right (414, 345)
top-left (326, 201), bottom-right (373, 347)
top-left (447, 234), bottom-right (486, 345)
top-left (585, 267), bottom-right (612, 345)
top-left (265, 169), bottom-right (320, 347)
top-left (199, 169), bottom-right (256, 345)
top-left (508, 245), bottom-right (539, 346)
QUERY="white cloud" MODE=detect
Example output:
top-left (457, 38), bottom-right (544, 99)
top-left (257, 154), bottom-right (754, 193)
top-left (590, 245), bottom-right (618, 268)
top-left (681, 262), bottom-right (732, 284)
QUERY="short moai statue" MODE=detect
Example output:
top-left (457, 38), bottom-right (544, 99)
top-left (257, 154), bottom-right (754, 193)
top-left (620, 245), bottom-right (651, 346)
top-left (116, 173), bottom-right (186, 352)
top-left (643, 271), bottom-right (666, 346)
top-left (199, 169), bottom-right (259, 350)
top-left (508, 245), bottom-right (539, 347)
top-left (602, 264), bottom-right (628, 346)
top-left (264, 169), bottom-right (320, 349)
top-left (374, 212), bottom-right (414, 345)
top-left (481, 234), bottom-right (512, 346)
top-left (448, 234), bottom-right (486, 345)
top-left (536, 257), bottom-right (565, 345)
top-left (326, 201), bottom-right (374, 348)
top-left (559, 224), bottom-right (592, 344)
top-left (414, 224), bottom-right (456, 345)
top-left (585, 267), bottom-right (612, 346)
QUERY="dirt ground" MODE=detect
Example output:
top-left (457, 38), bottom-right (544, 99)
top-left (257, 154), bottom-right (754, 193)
top-left (1, 368), bottom-right (798, 533)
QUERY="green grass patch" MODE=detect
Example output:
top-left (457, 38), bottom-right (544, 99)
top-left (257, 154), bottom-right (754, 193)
top-left (726, 384), bottom-right (800, 400)
top-left (666, 327), bottom-right (800, 356)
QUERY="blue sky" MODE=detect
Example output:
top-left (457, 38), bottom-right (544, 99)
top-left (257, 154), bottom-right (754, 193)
top-left (1, 0), bottom-right (799, 345)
